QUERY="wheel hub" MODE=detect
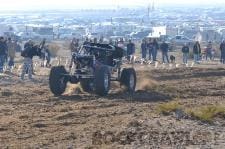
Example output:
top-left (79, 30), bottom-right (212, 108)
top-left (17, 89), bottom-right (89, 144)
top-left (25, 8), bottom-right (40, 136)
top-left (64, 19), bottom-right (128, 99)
top-left (104, 73), bottom-right (109, 89)
top-left (129, 74), bottom-right (135, 89)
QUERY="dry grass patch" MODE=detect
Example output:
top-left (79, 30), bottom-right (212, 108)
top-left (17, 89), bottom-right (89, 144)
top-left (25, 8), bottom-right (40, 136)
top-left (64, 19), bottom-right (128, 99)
top-left (186, 105), bottom-right (225, 122)
top-left (157, 101), bottom-right (181, 115)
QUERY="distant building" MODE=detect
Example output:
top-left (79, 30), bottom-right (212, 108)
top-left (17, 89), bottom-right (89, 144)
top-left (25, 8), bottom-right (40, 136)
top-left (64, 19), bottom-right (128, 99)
top-left (148, 26), bottom-right (166, 38)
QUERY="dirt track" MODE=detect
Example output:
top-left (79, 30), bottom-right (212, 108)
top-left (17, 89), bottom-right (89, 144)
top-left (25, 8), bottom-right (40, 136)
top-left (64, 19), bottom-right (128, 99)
top-left (1, 64), bottom-right (225, 148)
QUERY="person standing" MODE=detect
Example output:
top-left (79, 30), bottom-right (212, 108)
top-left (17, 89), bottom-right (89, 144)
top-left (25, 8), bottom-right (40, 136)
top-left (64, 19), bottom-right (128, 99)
top-left (39, 38), bottom-right (46, 50)
top-left (7, 38), bottom-right (16, 71)
top-left (160, 41), bottom-right (169, 63)
top-left (147, 38), bottom-right (153, 62)
top-left (126, 39), bottom-right (135, 63)
top-left (93, 38), bottom-right (98, 44)
top-left (21, 41), bottom-right (41, 80)
top-left (152, 39), bottom-right (159, 62)
top-left (206, 41), bottom-right (212, 60)
top-left (83, 37), bottom-right (89, 45)
top-left (141, 39), bottom-right (147, 63)
top-left (109, 38), bottom-right (113, 45)
top-left (211, 48), bottom-right (216, 61)
top-left (15, 40), bottom-right (22, 52)
top-left (0, 37), bottom-right (8, 73)
top-left (24, 39), bottom-right (33, 50)
top-left (220, 40), bottom-right (225, 64)
top-left (117, 38), bottom-right (125, 48)
top-left (99, 36), bottom-right (104, 43)
top-left (23, 40), bottom-right (34, 74)
top-left (70, 38), bottom-right (79, 54)
top-left (182, 43), bottom-right (189, 64)
top-left (193, 41), bottom-right (201, 63)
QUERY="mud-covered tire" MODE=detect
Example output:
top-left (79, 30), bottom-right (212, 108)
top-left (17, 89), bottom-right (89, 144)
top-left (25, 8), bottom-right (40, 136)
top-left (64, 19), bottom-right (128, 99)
top-left (49, 66), bottom-right (68, 96)
top-left (120, 68), bottom-right (136, 92)
top-left (94, 66), bottom-right (111, 96)
top-left (80, 79), bottom-right (93, 92)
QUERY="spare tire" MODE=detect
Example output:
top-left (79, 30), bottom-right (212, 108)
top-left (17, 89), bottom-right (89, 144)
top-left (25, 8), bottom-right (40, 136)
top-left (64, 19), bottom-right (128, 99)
top-left (49, 66), bottom-right (68, 96)
top-left (94, 66), bottom-right (111, 96)
top-left (120, 68), bottom-right (136, 92)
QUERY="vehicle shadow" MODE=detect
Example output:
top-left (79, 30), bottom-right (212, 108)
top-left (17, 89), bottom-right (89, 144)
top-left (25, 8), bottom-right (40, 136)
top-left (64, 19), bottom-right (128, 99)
top-left (107, 89), bottom-right (172, 102)
top-left (53, 93), bottom-right (99, 102)
top-left (54, 89), bottom-right (172, 103)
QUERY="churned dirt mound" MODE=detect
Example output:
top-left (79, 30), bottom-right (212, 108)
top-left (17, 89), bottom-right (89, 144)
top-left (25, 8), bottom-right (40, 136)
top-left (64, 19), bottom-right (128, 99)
top-left (1, 65), bottom-right (225, 148)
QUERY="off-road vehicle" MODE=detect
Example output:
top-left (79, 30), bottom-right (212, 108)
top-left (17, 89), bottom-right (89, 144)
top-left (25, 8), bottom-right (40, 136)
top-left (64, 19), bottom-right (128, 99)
top-left (49, 42), bottom-right (136, 96)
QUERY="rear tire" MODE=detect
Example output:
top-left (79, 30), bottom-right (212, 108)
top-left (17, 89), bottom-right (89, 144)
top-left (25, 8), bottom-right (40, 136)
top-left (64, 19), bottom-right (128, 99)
top-left (120, 68), bottom-right (136, 92)
top-left (49, 66), bottom-right (68, 96)
top-left (94, 66), bottom-right (111, 96)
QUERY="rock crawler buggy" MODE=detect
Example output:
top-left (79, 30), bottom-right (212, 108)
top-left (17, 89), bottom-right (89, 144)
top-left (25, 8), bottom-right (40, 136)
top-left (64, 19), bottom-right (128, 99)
top-left (49, 42), bottom-right (136, 96)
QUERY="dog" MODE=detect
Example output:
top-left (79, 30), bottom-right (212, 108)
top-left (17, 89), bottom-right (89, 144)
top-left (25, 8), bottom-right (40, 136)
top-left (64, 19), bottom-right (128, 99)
top-left (170, 55), bottom-right (176, 63)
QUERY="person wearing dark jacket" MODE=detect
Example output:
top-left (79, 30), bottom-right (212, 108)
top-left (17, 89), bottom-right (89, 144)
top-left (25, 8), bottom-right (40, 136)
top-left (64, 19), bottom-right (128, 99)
top-left (206, 41), bottom-right (213, 60)
top-left (21, 40), bottom-right (41, 80)
top-left (0, 37), bottom-right (8, 73)
top-left (220, 40), bottom-right (225, 64)
top-left (193, 41), bottom-right (201, 63)
top-left (70, 38), bottom-right (79, 54)
top-left (147, 38), bottom-right (153, 62)
top-left (141, 39), bottom-right (147, 61)
top-left (126, 39), bottom-right (135, 63)
top-left (182, 43), bottom-right (189, 64)
top-left (160, 41), bottom-right (169, 63)
top-left (152, 39), bottom-right (159, 62)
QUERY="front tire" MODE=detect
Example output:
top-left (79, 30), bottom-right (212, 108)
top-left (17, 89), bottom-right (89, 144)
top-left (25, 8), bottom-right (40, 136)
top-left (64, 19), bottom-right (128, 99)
top-left (94, 66), bottom-right (111, 96)
top-left (120, 68), bottom-right (136, 92)
top-left (49, 66), bottom-right (68, 96)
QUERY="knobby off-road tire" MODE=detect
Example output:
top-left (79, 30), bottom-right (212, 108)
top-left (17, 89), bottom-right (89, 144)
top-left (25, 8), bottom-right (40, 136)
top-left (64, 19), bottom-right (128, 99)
top-left (94, 66), bottom-right (111, 96)
top-left (49, 66), bottom-right (68, 96)
top-left (120, 68), bottom-right (136, 92)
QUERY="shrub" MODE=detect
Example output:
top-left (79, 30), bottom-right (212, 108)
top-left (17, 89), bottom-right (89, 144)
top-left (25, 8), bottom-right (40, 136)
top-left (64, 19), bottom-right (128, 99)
top-left (187, 105), bottom-right (225, 122)
top-left (157, 101), bottom-right (181, 115)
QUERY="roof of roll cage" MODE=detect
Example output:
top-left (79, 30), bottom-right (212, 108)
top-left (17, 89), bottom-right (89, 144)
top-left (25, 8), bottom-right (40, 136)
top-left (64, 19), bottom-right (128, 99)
top-left (83, 42), bottom-right (116, 51)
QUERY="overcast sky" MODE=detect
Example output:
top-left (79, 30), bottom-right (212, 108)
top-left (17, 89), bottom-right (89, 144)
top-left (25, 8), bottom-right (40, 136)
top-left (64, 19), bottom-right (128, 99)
top-left (0, 0), bottom-right (224, 10)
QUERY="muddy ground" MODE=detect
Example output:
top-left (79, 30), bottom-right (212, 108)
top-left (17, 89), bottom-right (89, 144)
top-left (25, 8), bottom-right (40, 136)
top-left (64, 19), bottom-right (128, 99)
top-left (1, 61), bottom-right (225, 148)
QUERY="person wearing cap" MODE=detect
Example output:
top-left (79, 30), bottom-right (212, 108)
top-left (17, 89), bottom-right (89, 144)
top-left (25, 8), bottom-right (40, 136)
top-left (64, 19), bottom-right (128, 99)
top-left (0, 37), bottom-right (8, 73)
